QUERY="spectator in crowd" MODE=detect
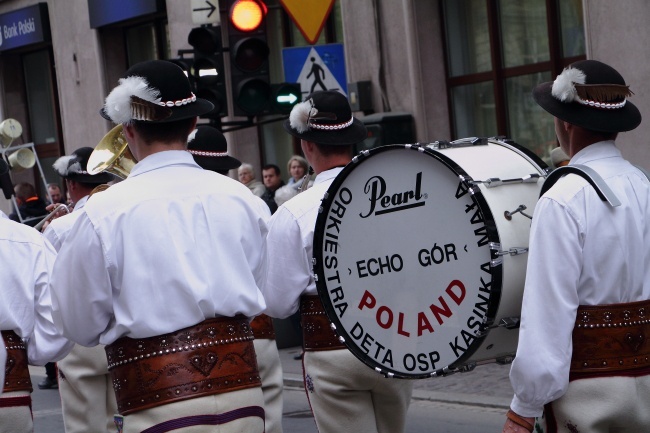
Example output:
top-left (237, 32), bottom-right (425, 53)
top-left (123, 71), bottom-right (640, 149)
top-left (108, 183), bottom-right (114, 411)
top-left (550, 146), bottom-right (570, 169)
top-left (47, 183), bottom-right (65, 205)
top-left (238, 163), bottom-right (266, 197)
top-left (9, 182), bottom-right (48, 227)
top-left (286, 155), bottom-right (308, 186)
top-left (261, 164), bottom-right (284, 214)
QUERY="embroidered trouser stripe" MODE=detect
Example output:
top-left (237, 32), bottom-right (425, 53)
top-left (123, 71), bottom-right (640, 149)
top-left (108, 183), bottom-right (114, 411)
top-left (141, 406), bottom-right (265, 433)
top-left (0, 396), bottom-right (32, 409)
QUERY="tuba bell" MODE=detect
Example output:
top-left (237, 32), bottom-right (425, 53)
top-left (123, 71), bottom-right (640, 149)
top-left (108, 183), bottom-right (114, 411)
top-left (88, 124), bottom-right (137, 179)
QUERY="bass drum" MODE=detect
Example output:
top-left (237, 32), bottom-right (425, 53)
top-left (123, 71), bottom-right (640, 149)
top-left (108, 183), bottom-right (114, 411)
top-left (312, 137), bottom-right (548, 379)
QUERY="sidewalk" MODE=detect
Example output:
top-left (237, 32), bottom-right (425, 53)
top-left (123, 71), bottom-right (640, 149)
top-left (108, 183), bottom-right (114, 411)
top-left (278, 346), bottom-right (513, 410)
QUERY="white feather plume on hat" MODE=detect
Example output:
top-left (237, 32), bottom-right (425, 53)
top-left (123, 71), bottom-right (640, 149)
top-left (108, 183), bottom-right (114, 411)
top-left (104, 76), bottom-right (161, 124)
top-left (289, 99), bottom-right (316, 133)
top-left (551, 67), bottom-right (586, 103)
top-left (52, 154), bottom-right (78, 177)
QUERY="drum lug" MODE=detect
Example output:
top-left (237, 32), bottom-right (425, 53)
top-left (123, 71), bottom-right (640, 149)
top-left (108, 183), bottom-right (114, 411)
top-left (471, 174), bottom-right (542, 189)
top-left (504, 204), bottom-right (533, 220)
top-left (498, 316), bottom-right (521, 330)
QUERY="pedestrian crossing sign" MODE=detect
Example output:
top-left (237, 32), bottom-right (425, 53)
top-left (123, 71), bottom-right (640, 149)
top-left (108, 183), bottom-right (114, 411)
top-left (282, 44), bottom-right (347, 98)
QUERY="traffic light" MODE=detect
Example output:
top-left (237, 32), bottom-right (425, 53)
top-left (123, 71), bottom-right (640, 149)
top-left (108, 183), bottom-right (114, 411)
top-left (355, 112), bottom-right (415, 153)
top-left (227, 0), bottom-right (271, 117)
top-left (188, 25), bottom-right (228, 118)
top-left (269, 83), bottom-right (301, 115)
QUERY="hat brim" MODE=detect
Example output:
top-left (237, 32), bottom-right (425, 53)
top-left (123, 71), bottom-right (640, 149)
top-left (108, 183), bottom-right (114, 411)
top-left (283, 118), bottom-right (368, 146)
top-left (100, 98), bottom-right (214, 123)
top-left (193, 155), bottom-right (242, 172)
top-left (66, 172), bottom-right (115, 184)
top-left (533, 82), bottom-right (641, 133)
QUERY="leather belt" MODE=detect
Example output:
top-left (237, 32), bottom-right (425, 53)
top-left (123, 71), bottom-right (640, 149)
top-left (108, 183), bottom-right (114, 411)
top-left (300, 295), bottom-right (345, 351)
top-left (105, 316), bottom-right (261, 415)
top-left (570, 299), bottom-right (650, 380)
top-left (250, 314), bottom-right (275, 340)
top-left (1, 331), bottom-right (33, 393)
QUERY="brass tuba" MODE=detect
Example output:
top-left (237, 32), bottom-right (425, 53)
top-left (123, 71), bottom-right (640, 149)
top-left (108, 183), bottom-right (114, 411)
top-left (88, 124), bottom-right (137, 179)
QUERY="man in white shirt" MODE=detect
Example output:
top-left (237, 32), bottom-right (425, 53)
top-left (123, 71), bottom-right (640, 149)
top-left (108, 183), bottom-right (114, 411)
top-left (263, 91), bottom-right (413, 433)
top-left (50, 60), bottom-right (269, 433)
top-left (504, 60), bottom-right (650, 433)
top-left (43, 147), bottom-right (117, 433)
top-left (0, 215), bottom-right (73, 432)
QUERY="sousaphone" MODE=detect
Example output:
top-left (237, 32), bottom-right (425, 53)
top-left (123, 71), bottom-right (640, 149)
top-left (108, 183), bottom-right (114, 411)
top-left (88, 124), bottom-right (137, 179)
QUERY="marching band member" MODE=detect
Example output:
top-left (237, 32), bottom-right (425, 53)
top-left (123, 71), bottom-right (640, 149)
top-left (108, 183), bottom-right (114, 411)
top-left (263, 90), bottom-right (414, 433)
top-left (0, 213), bottom-right (73, 432)
top-left (50, 60), bottom-right (269, 433)
top-left (188, 125), bottom-right (284, 433)
top-left (43, 147), bottom-right (117, 433)
top-left (504, 60), bottom-right (650, 432)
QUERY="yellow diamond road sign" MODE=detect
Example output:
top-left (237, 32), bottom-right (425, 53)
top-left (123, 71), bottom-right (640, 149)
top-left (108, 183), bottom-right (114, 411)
top-left (280, 0), bottom-right (335, 45)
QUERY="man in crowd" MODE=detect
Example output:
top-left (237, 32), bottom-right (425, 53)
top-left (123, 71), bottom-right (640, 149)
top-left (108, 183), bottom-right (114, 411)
top-left (188, 125), bottom-right (284, 433)
top-left (47, 183), bottom-right (65, 205)
top-left (261, 164), bottom-right (284, 214)
top-left (9, 182), bottom-right (48, 227)
top-left (504, 60), bottom-right (650, 432)
top-left (50, 60), bottom-right (269, 433)
top-left (263, 90), bottom-right (414, 433)
top-left (43, 147), bottom-right (116, 432)
top-left (0, 212), bottom-right (73, 432)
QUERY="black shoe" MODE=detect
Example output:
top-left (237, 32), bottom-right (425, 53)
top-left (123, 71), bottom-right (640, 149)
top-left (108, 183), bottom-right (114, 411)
top-left (37, 377), bottom-right (58, 390)
top-left (293, 353), bottom-right (303, 360)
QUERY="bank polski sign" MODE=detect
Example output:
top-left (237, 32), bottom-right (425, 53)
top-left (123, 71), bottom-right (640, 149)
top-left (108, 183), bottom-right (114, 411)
top-left (0, 4), bottom-right (50, 52)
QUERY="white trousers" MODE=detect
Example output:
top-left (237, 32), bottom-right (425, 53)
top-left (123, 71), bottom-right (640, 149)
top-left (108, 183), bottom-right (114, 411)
top-left (254, 338), bottom-right (284, 433)
top-left (543, 374), bottom-right (650, 433)
top-left (0, 390), bottom-right (32, 433)
top-left (303, 349), bottom-right (413, 433)
top-left (57, 344), bottom-right (117, 433)
top-left (121, 386), bottom-right (265, 433)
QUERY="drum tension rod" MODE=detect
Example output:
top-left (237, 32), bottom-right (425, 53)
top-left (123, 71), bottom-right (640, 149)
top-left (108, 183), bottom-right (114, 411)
top-left (504, 204), bottom-right (532, 220)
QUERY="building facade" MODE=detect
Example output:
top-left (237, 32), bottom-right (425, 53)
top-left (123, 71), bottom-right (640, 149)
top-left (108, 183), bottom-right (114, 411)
top-left (1, 0), bottom-right (649, 215)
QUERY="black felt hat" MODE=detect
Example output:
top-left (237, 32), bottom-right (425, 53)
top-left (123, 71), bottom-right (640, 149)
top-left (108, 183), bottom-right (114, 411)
top-left (53, 147), bottom-right (115, 184)
top-left (283, 90), bottom-right (367, 146)
top-left (533, 60), bottom-right (641, 133)
top-left (101, 60), bottom-right (214, 124)
top-left (187, 126), bottom-right (241, 172)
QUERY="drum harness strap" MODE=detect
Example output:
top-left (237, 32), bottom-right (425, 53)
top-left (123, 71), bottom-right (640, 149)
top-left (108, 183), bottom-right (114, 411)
top-left (539, 163), bottom-right (650, 207)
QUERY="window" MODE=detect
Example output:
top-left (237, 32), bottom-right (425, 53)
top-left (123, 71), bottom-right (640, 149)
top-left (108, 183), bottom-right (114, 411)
top-left (442, 0), bottom-right (585, 161)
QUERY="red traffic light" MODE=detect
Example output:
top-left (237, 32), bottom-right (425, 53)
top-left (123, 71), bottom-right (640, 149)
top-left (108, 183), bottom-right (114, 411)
top-left (229, 0), bottom-right (267, 33)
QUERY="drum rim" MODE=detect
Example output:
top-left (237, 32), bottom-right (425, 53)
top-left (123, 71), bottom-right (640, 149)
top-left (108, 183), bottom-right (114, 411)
top-left (313, 143), bottom-right (503, 379)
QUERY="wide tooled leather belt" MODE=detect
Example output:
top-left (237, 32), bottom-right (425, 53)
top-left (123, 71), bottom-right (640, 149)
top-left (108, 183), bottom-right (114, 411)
top-left (105, 315), bottom-right (261, 415)
top-left (300, 295), bottom-right (346, 351)
top-left (570, 299), bottom-right (650, 380)
top-left (250, 314), bottom-right (275, 340)
top-left (1, 330), bottom-right (33, 393)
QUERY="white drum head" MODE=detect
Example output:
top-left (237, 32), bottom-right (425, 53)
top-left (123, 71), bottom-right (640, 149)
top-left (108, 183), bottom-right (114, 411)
top-left (313, 144), bottom-right (502, 379)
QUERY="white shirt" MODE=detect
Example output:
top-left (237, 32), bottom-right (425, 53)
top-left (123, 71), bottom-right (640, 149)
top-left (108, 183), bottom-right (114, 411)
top-left (263, 167), bottom-right (343, 319)
top-left (51, 150), bottom-right (269, 346)
top-left (43, 195), bottom-right (89, 252)
top-left (509, 141), bottom-right (650, 416)
top-left (0, 218), bottom-right (73, 365)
